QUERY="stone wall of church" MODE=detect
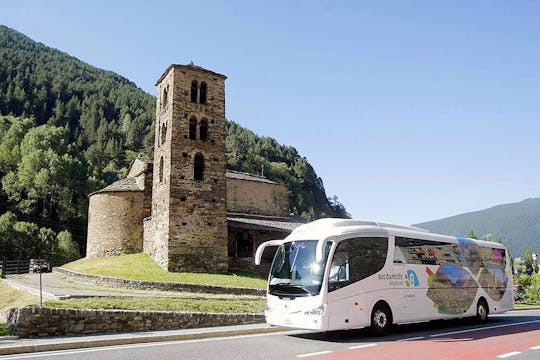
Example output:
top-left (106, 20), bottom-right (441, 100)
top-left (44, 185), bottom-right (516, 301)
top-left (86, 191), bottom-right (145, 257)
top-left (226, 178), bottom-right (289, 216)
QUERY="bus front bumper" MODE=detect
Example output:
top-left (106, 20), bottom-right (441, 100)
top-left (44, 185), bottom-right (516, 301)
top-left (265, 303), bottom-right (328, 331)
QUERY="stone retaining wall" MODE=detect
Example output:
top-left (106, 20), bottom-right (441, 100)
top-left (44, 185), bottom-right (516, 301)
top-left (53, 268), bottom-right (266, 296)
top-left (4, 307), bottom-right (264, 338)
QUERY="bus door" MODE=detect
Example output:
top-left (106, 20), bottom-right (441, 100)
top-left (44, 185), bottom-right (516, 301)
top-left (327, 237), bottom-right (389, 329)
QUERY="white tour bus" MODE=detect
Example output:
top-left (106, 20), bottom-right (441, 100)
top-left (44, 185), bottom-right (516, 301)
top-left (255, 218), bottom-right (513, 334)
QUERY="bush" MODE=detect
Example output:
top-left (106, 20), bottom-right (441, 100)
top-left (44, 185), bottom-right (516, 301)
top-left (528, 274), bottom-right (540, 303)
top-left (515, 273), bottom-right (540, 304)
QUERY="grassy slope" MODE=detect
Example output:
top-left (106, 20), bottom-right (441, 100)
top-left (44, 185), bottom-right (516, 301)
top-left (0, 281), bottom-right (38, 310)
top-left (46, 297), bottom-right (265, 313)
top-left (63, 253), bottom-right (267, 289)
top-left (0, 280), bottom-right (38, 336)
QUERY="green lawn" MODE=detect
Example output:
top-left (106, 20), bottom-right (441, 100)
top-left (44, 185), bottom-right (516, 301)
top-left (0, 280), bottom-right (38, 310)
top-left (46, 296), bottom-right (265, 313)
top-left (515, 303), bottom-right (540, 310)
top-left (0, 280), bottom-right (38, 337)
top-left (63, 253), bottom-right (267, 289)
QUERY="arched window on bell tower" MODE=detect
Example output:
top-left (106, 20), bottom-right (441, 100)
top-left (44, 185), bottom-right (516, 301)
top-left (162, 86), bottom-right (168, 109)
top-left (200, 118), bottom-right (208, 141)
top-left (189, 117), bottom-right (197, 140)
top-left (200, 81), bottom-right (207, 104)
top-left (161, 123), bottom-right (167, 145)
top-left (190, 80), bottom-right (198, 103)
top-left (159, 156), bottom-right (164, 183)
top-left (194, 153), bottom-right (205, 181)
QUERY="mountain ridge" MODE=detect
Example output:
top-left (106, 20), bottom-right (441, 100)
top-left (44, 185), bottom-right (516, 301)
top-left (414, 198), bottom-right (540, 258)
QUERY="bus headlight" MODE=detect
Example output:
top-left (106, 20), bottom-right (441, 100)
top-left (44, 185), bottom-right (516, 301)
top-left (304, 304), bottom-right (326, 316)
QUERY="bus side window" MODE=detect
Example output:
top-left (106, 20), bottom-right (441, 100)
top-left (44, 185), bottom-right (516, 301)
top-left (328, 237), bottom-right (388, 292)
top-left (393, 245), bottom-right (405, 264)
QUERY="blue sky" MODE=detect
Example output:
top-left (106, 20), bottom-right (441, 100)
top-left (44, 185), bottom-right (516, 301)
top-left (2, 1), bottom-right (540, 225)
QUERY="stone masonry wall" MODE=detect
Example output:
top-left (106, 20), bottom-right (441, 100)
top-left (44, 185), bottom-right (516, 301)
top-left (226, 178), bottom-right (289, 216)
top-left (146, 64), bottom-right (229, 273)
top-left (126, 158), bottom-right (148, 178)
top-left (86, 191), bottom-right (145, 257)
top-left (6, 307), bottom-right (264, 338)
top-left (144, 69), bottom-right (173, 269)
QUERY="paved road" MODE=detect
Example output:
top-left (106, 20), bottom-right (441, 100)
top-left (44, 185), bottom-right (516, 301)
top-left (1, 310), bottom-right (539, 360)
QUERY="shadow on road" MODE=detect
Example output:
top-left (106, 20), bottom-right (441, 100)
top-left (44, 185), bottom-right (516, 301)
top-left (290, 314), bottom-right (540, 344)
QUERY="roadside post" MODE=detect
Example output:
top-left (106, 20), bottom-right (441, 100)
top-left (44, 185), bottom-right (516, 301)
top-left (31, 259), bottom-right (48, 307)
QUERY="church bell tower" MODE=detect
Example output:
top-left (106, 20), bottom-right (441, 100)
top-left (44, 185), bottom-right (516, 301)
top-left (144, 63), bottom-right (228, 272)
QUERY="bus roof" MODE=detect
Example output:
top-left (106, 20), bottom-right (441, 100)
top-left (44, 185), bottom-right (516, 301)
top-left (254, 218), bottom-right (507, 265)
top-left (289, 218), bottom-right (507, 262)
top-left (289, 218), bottom-right (429, 239)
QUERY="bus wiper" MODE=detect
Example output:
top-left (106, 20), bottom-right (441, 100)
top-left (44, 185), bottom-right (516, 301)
top-left (271, 283), bottom-right (311, 295)
top-left (289, 285), bottom-right (311, 294)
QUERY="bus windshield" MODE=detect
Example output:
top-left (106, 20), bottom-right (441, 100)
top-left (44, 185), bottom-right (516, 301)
top-left (268, 240), bottom-right (331, 297)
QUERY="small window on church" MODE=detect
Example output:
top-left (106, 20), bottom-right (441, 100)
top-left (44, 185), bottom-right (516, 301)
top-left (190, 80), bottom-right (198, 103)
top-left (162, 86), bottom-right (168, 109)
top-left (200, 81), bottom-right (207, 104)
top-left (194, 153), bottom-right (205, 181)
top-left (189, 117), bottom-right (197, 140)
top-left (159, 156), bottom-right (164, 183)
top-left (200, 118), bottom-right (208, 141)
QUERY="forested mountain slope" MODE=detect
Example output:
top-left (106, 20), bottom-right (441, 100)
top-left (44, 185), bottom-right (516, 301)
top-left (0, 25), bottom-right (348, 256)
top-left (415, 198), bottom-right (540, 258)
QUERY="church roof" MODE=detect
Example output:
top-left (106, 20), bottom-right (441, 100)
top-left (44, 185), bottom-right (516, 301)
top-left (90, 163), bottom-right (284, 196)
top-left (156, 63), bottom-right (227, 85)
top-left (227, 213), bottom-right (305, 233)
top-left (225, 170), bottom-right (281, 185)
top-left (90, 177), bottom-right (143, 195)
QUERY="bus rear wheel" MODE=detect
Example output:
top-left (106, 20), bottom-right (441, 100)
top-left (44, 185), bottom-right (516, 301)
top-left (476, 298), bottom-right (489, 323)
top-left (370, 303), bottom-right (392, 336)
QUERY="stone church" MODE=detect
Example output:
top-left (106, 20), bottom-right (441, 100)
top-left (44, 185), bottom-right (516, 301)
top-left (86, 63), bottom-right (304, 273)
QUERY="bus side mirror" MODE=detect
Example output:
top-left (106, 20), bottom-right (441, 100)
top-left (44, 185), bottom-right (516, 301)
top-left (255, 239), bottom-right (286, 265)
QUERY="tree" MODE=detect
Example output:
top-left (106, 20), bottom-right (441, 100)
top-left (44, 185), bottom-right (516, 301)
top-left (467, 230), bottom-right (478, 239)
top-left (0, 211), bottom-right (18, 258)
top-left (523, 248), bottom-right (539, 276)
top-left (2, 124), bottom-right (89, 221)
top-left (54, 230), bottom-right (80, 264)
top-left (0, 116), bottom-right (35, 172)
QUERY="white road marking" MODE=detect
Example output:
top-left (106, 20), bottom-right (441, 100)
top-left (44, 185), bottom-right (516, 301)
top-left (497, 351), bottom-right (521, 358)
top-left (297, 350), bottom-right (333, 358)
top-left (531, 345), bottom-right (540, 350)
top-left (430, 319), bottom-right (540, 338)
top-left (347, 343), bottom-right (377, 349)
top-left (397, 336), bottom-right (425, 342)
top-left (0, 329), bottom-right (306, 359)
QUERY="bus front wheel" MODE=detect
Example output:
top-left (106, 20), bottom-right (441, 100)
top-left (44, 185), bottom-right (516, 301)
top-left (370, 302), bottom-right (392, 336)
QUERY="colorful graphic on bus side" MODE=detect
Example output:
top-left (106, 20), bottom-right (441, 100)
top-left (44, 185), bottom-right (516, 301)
top-left (405, 270), bottom-right (419, 287)
top-left (425, 238), bottom-right (508, 314)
